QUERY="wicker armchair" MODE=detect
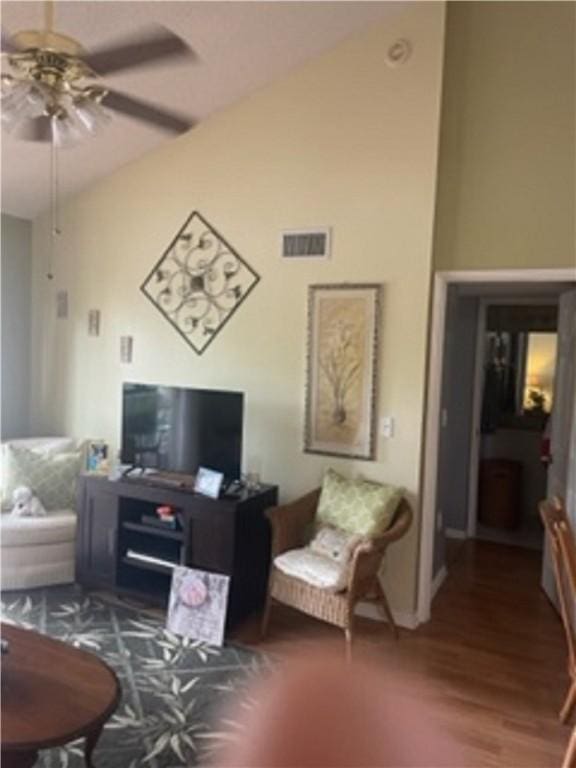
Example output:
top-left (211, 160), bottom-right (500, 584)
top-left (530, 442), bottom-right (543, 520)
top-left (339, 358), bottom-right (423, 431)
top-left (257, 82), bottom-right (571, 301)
top-left (261, 489), bottom-right (412, 657)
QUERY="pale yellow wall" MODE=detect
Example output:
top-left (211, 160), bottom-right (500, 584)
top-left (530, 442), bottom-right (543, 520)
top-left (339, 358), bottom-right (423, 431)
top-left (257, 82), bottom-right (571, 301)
top-left (31, 4), bottom-right (445, 617)
top-left (434, 1), bottom-right (575, 271)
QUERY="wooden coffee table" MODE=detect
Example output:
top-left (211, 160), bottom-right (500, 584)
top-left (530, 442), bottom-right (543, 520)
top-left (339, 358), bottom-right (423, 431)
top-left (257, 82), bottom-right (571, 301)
top-left (1, 623), bottom-right (120, 768)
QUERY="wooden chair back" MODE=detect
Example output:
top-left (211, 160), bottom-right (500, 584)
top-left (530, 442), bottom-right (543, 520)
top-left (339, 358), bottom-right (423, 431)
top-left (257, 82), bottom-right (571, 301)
top-left (540, 497), bottom-right (576, 671)
top-left (348, 499), bottom-right (412, 598)
top-left (377, 499), bottom-right (413, 547)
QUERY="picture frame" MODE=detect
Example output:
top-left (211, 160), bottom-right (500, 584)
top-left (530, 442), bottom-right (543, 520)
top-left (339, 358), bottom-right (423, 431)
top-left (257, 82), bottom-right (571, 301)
top-left (304, 283), bottom-right (381, 460)
top-left (167, 566), bottom-right (230, 646)
top-left (88, 309), bottom-right (101, 337)
top-left (86, 440), bottom-right (109, 473)
top-left (120, 335), bottom-right (133, 363)
top-left (56, 289), bottom-right (68, 319)
top-left (194, 466), bottom-right (224, 499)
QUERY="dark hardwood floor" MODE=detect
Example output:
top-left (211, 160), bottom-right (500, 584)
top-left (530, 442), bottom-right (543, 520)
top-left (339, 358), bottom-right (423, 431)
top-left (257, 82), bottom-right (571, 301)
top-left (234, 540), bottom-right (569, 767)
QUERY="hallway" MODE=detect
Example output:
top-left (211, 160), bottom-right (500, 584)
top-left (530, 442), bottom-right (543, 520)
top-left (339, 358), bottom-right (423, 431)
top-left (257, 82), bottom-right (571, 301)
top-left (422, 540), bottom-right (567, 766)
top-left (238, 540), bottom-right (569, 766)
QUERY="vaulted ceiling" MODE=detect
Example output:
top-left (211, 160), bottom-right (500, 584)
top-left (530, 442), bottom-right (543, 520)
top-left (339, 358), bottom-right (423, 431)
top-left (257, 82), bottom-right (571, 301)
top-left (1, 1), bottom-right (401, 219)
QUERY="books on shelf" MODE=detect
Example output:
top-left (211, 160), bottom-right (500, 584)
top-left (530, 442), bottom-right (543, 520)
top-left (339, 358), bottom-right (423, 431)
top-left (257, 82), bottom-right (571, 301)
top-left (125, 549), bottom-right (177, 570)
top-left (141, 514), bottom-right (179, 530)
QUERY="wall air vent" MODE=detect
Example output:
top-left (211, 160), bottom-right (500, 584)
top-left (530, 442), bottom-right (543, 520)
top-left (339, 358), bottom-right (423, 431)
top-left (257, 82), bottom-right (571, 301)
top-left (281, 228), bottom-right (331, 260)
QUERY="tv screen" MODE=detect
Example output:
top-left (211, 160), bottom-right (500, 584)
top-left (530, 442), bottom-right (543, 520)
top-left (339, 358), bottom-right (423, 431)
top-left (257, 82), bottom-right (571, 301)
top-left (121, 383), bottom-right (244, 480)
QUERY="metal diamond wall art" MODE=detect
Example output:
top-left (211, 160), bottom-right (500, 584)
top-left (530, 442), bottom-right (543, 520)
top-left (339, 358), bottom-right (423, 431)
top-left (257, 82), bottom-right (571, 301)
top-left (141, 211), bottom-right (260, 354)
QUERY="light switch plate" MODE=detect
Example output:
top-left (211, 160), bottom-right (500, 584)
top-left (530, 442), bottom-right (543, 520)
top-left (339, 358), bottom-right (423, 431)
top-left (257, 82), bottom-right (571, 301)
top-left (380, 416), bottom-right (394, 438)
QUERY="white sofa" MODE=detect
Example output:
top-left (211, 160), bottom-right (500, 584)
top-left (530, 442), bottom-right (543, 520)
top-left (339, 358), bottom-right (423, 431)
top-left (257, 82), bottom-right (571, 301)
top-left (1, 437), bottom-right (79, 590)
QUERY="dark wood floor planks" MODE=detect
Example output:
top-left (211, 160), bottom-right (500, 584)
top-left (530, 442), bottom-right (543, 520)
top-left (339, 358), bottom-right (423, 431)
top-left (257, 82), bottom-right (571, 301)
top-left (234, 540), bottom-right (569, 767)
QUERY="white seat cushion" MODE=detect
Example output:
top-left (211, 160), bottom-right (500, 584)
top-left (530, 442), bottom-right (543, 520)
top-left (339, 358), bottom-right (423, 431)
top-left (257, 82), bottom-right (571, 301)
top-left (1, 510), bottom-right (76, 547)
top-left (274, 548), bottom-right (348, 592)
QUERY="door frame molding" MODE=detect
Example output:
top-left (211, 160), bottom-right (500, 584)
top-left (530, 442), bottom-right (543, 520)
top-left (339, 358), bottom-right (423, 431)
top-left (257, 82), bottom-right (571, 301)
top-left (466, 299), bottom-right (487, 538)
top-left (417, 268), bottom-right (576, 625)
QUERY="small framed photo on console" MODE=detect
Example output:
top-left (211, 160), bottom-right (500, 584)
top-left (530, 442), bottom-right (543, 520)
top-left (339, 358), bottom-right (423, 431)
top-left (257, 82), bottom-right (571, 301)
top-left (86, 440), bottom-right (109, 474)
top-left (194, 467), bottom-right (224, 499)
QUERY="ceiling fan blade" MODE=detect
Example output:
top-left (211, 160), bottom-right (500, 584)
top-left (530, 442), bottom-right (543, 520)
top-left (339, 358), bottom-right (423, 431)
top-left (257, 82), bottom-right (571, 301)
top-left (83, 26), bottom-right (195, 76)
top-left (14, 116), bottom-right (52, 142)
top-left (103, 89), bottom-right (194, 134)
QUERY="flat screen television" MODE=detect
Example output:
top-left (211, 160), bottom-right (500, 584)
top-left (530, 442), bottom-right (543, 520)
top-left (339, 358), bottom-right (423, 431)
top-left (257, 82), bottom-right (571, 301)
top-left (121, 383), bottom-right (244, 480)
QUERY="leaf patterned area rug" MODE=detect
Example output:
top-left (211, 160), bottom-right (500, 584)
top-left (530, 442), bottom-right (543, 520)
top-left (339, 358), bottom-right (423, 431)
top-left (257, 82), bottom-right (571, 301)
top-left (1, 585), bottom-right (269, 768)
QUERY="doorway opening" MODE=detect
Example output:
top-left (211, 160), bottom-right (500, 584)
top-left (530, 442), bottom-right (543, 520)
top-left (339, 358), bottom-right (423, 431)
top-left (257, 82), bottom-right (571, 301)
top-left (418, 270), bottom-right (576, 625)
top-left (474, 311), bottom-right (557, 550)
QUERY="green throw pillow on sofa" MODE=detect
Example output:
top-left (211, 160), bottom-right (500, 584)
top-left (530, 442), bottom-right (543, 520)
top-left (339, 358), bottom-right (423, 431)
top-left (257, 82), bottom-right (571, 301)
top-left (317, 468), bottom-right (403, 538)
top-left (2, 445), bottom-right (81, 511)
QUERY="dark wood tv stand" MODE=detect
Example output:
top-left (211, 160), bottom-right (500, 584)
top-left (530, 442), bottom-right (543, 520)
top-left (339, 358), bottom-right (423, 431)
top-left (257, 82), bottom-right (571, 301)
top-left (76, 474), bottom-right (278, 628)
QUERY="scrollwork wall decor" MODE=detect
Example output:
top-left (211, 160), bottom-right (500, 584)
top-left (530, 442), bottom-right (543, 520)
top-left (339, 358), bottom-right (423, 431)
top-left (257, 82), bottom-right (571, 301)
top-left (141, 211), bottom-right (260, 354)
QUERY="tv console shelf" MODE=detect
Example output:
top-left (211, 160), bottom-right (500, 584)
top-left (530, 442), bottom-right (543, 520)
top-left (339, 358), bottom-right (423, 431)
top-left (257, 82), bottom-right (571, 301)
top-left (121, 521), bottom-right (184, 542)
top-left (76, 474), bottom-right (278, 628)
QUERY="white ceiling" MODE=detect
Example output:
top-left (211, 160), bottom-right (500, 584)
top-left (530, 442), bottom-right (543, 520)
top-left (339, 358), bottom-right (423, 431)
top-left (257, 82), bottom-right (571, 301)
top-left (1, 1), bottom-right (402, 219)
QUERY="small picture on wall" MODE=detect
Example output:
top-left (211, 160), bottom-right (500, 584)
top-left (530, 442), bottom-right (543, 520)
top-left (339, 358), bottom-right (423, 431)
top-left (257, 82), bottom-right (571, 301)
top-left (88, 309), bottom-right (101, 337)
top-left (120, 336), bottom-right (133, 363)
top-left (167, 566), bottom-right (230, 646)
top-left (56, 290), bottom-right (68, 319)
top-left (86, 440), bottom-right (109, 473)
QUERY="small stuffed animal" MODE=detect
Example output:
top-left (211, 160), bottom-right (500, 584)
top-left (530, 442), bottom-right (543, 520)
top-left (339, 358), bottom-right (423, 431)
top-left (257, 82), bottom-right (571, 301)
top-left (11, 486), bottom-right (47, 517)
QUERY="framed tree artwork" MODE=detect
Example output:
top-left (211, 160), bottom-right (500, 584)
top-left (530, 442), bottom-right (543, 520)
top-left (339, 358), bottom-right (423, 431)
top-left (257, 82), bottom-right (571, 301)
top-left (304, 284), bottom-right (381, 460)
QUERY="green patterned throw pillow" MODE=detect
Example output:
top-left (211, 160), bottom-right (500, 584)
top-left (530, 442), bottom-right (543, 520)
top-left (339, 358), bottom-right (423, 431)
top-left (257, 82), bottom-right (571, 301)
top-left (317, 468), bottom-right (403, 538)
top-left (2, 445), bottom-right (81, 511)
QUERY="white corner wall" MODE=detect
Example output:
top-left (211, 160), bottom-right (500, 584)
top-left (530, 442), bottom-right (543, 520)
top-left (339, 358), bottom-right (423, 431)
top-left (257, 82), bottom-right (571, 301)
top-left (30, 4), bottom-right (446, 618)
top-left (1, 214), bottom-right (32, 439)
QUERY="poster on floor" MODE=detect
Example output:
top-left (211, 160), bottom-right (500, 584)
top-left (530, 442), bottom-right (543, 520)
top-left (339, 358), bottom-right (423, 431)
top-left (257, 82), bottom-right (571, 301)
top-left (166, 566), bottom-right (230, 647)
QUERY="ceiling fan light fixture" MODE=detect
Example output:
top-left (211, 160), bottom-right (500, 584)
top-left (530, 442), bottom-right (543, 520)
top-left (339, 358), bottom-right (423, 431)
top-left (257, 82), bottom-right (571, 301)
top-left (51, 112), bottom-right (84, 148)
top-left (72, 93), bottom-right (110, 134)
top-left (1, 80), bottom-right (46, 129)
top-left (2, 17), bottom-right (195, 147)
top-left (1, 73), bottom-right (16, 91)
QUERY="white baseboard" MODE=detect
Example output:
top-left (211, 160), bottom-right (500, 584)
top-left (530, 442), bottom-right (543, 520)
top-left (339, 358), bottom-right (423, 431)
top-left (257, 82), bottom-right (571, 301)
top-left (355, 601), bottom-right (419, 630)
top-left (446, 527), bottom-right (467, 540)
top-left (431, 565), bottom-right (447, 600)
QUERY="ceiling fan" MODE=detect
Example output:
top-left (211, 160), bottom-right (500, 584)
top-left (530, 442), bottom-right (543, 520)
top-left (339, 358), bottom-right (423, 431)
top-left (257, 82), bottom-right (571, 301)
top-left (1, 0), bottom-right (196, 146)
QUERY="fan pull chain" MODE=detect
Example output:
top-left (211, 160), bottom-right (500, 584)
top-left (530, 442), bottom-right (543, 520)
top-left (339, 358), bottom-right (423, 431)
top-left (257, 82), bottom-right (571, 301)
top-left (47, 124), bottom-right (61, 280)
